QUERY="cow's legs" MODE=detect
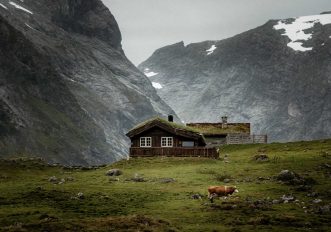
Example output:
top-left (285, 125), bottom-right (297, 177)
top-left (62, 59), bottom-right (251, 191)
top-left (209, 193), bottom-right (217, 203)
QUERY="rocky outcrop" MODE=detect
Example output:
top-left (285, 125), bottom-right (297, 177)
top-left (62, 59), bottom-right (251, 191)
top-left (0, 0), bottom-right (176, 165)
top-left (139, 13), bottom-right (331, 142)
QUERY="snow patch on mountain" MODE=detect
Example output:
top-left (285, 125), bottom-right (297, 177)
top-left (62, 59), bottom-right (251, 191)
top-left (274, 14), bottom-right (331, 52)
top-left (0, 3), bottom-right (8, 9)
top-left (288, 103), bottom-right (302, 118)
top-left (25, 23), bottom-right (34, 30)
top-left (9, 1), bottom-right (33, 14)
top-left (152, 82), bottom-right (163, 89)
top-left (206, 45), bottom-right (217, 55)
top-left (144, 68), bottom-right (158, 77)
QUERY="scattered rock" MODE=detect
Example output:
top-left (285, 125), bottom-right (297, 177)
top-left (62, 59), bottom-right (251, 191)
top-left (313, 199), bottom-right (322, 204)
top-left (35, 186), bottom-right (43, 191)
top-left (257, 177), bottom-right (270, 181)
top-left (320, 151), bottom-right (330, 158)
top-left (249, 199), bottom-right (271, 210)
top-left (295, 185), bottom-right (312, 192)
top-left (48, 176), bottom-right (58, 183)
top-left (39, 214), bottom-right (58, 222)
top-left (105, 169), bottom-right (122, 176)
top-left (48, 176), bottom-right (73, 184)
top-left (66, 177), bottom-right (75, 182)
top-left (281, 194), bottom-right (296, 203)
top-left (58, 178), bottom-right (66, 184)
top-left (307, 192), bottom-right (319, 197)
top-left (272, 199), bottom-right (280, 204)
top-left (254, 154), bottom-right (269, 162)
top-left (159, 178), bottom-right (176, 183)
top-left (244, 178), bottom-right (253, 183)
top-left (223, 178), bottom-right (231, 183)
top-left (191, 194), bottom-right (202, 200)
top-left (321, 163), bottom-right (331, 169)
top-left (130, 174), bottom-right (146, 182)
top-left (317, 205), bottom-right (330, 214)
top-left (77, 192), bottom-right (84, 199)
top-left (39, 213), bottom-right (50, 220)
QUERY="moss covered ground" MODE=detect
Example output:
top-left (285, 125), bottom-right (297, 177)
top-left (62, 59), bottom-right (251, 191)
top-left (0, 139), bottom-right (330, 231)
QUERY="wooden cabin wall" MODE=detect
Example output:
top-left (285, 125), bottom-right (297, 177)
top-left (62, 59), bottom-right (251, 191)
top-left (130, 127), bottom-right (198, 148)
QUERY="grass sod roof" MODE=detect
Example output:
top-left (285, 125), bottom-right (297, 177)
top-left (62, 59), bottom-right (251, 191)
top-left (126, 117), bottom-right (206, 143)
top-left (186, 123), bottom-right (251, 135)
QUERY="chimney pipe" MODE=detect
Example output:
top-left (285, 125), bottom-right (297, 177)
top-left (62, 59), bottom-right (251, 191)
top-left (168, 115), bottom-right (174, 122)
top-left (221, 116), bottom-right (228, 128)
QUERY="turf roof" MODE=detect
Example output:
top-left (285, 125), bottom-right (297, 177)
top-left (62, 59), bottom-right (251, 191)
top-left (129, 117), bottom-right (201, 134)
top-left (186, 123), bottom-right (250, 135)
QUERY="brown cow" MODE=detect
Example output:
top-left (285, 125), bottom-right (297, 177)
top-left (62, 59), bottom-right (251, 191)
top-left (208, 186), bottom-right (238, 203)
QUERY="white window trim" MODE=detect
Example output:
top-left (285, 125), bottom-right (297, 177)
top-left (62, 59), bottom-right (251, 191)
top-left (161, 137), bottom-right (173, 147)
top-left (140, 137), bottom-right (152, 147)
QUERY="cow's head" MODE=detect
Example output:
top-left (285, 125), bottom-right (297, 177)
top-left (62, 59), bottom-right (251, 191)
top-left (234, 186), bottom-right (239, 193)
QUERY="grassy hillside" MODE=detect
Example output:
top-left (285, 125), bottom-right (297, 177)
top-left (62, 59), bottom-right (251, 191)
top-left (0, 139), bottom-right (330, 231)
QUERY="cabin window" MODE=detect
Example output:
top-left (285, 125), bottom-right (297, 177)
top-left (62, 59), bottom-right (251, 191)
top-left (161, 137), bottom-right (173, 147)
top-left (140, 137), bottom-right (152, 147)
top-left (182, 141), bottom-right (194, 147)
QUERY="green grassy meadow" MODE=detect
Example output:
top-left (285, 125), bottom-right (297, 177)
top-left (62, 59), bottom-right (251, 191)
top-left (0, 139), bottom-right (331, 231)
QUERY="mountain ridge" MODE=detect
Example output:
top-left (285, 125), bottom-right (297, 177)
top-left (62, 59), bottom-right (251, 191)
top-left (139, 13), bottom-right (331, 142)
top-left (0, 0), bottom-right (176, 165)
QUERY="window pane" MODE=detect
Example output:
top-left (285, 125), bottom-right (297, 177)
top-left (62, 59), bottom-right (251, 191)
top-left (140, 137), bottom-right (151, 147)
top-left (182, 141), bottom-right (194, 147)
top-left (146, 137), bottom-right (151, 147)
top-left (161, 137), bottom-right (167, 147)
top-left (161, 137), bottom-right (173, 147)
top-left (140, 138), bottom-right (145, 147)
top-left (168, 137), bottom-right (173, 147)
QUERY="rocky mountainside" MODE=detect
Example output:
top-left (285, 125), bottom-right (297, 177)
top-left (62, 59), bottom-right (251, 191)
top-left (139, 13), bottom-right (331, 142)
top-left (0, 0), bottom-right (176, 165)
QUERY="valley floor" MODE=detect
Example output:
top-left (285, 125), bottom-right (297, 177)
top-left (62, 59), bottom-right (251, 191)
top-left (0, 140), bottom-right (331, 231)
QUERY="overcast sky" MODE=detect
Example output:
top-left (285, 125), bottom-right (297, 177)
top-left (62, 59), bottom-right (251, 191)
top-left (103, 0), bottom-right (331, 65)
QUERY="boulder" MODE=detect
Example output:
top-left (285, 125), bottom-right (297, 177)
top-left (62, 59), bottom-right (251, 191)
top-left (313, 199), bottom-right (322, 204)
top-left (105, 169), bottom-right (122, 176)
top-left (254, 154), bottom-right (269, 162)
top-left (223, 178), bottom-right (231, 183)
top-left (276, 170), bottom-right (305, 185)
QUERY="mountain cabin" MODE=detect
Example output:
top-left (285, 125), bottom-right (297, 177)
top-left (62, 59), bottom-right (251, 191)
top-left (126, 116), bottom-right (218, 158)
top-left (187, 116), bottom-right (268, 147)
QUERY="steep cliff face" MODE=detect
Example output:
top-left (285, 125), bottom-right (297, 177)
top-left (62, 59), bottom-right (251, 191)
top-left (139, 13), bottom-right (331, 142)
top-left (0, 0), bottom-right (176, 165)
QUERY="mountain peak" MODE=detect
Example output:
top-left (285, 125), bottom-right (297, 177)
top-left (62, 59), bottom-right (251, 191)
top-left (139, 12), bottom-right (331, 142)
